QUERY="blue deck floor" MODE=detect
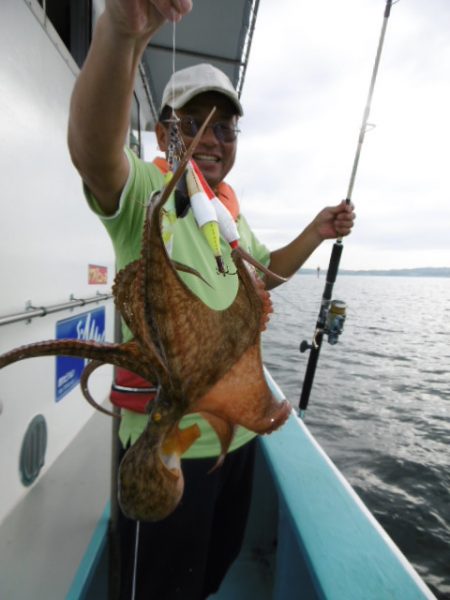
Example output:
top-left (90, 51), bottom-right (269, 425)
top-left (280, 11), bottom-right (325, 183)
top-left (211, 550), bottom-right (274, 600)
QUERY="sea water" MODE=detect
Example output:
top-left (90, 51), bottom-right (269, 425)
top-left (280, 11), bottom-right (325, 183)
top-left (262, 274), bottom-right (450, 599)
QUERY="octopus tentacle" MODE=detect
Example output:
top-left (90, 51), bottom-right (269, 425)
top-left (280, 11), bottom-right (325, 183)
top-left (172, 260), bottom-right (213, 288)
top-left (232, 246), bottom-right (288, 285)
top-left (198, 411), bottom-right (236, 471)
top-left (0, 339), bottom-right (119, 369)
top-left (113, 260), bottom-right (147, 343)
top-left (118, 417), bottom-right (201, 522)
top-left (0, 339), bottom-right (158, 385)
top-left (80, 360), bottom-right (119, 418)
top-left (149, 109), bottom-right (217, 218)
top-left (114, 260), bottom-right (169, 377)
top-left (118, 427), bottom-right (184, 522)
top-left (193, 344), bottom-right (291, 435)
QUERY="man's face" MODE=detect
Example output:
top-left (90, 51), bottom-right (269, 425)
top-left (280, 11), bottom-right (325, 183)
top-left (157, 91), bottom-right (239, 189)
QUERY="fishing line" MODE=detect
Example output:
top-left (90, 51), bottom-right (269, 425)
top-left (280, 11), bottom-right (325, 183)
top-left (167, 21), bottom-right (186, 171)
top-left (130, 20), bottom-right (180, 600)
top-left (131, 520), bottom-right (141, 600)
top-left (270, 284), bottom-right (302, 314)
top-left (298, 0), bottom-right (395, 417)
top-left (171, 20), bottom-right (177, 110)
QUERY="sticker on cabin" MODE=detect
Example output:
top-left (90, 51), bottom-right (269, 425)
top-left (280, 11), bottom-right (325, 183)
top-left (88, 264), bottom-right (108, 284)
top-left (55, 307), bottom-right (106, 402)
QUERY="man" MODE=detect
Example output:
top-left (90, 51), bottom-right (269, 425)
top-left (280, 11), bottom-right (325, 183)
top-left (68, 2), bottom-right (355, 598)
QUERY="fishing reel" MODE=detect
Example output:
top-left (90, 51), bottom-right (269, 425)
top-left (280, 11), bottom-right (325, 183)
top-left (300, 299), bottom-right (347, 352)
top-left (325, 299), bottom-right (347, 345)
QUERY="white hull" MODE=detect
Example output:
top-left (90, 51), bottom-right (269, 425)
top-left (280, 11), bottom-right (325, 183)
top-left (0, 0), bottom-right (114, 529)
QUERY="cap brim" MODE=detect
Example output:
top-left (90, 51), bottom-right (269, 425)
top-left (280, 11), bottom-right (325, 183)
top-left (167, 87), bottom-right (244, 116)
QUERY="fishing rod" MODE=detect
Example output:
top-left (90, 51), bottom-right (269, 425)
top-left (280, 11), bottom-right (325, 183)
top-left (298, 0), bottom-right (395, 417)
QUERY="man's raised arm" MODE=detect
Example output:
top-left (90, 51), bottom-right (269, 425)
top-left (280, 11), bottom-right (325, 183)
top-left (68, 0), bottom-right (192, 215)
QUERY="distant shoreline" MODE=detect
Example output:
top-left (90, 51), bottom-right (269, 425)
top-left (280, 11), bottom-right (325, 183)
top-left (300, 267), bottom-right (450, 278)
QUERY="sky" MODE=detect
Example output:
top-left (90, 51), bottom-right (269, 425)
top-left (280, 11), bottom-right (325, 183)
top-left (146, 0), bottom-right (450, 271)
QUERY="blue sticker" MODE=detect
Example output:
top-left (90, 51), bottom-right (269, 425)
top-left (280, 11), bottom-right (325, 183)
top-left (55, 307), bottom-right (106, 402)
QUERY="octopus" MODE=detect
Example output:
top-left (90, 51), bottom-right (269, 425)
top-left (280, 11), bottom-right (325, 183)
top-left (0, 112), bottom-right (291, 521)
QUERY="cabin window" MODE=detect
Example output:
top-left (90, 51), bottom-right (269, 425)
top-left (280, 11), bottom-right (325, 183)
top-left (19, 415), bottom-right (48, 486)
top-left (37, 0), bottom-right (92, 68)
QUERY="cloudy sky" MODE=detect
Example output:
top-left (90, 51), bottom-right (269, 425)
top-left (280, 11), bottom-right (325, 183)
top-left (237, 0), bottom-right (450, 271)
top-left (147, 0), bottom-right (450, 271)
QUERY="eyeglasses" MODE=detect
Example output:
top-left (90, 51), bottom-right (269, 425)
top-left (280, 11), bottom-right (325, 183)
top-left (165, 116), bottom-right (240, 143)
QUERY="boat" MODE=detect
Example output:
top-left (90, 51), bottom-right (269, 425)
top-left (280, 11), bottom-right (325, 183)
top-left (0, 1), bottom-right (437, 598)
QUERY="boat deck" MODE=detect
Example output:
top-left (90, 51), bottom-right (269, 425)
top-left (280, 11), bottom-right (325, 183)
top-left (211, 552), bottom-right (273, 600)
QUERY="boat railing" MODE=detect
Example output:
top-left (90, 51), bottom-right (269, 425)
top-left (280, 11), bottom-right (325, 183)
top-left (0, 292), bottom-right (113, 327)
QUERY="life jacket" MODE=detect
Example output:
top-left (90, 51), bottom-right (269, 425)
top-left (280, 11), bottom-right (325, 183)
top-left (110, 367), bottom-right (157, 413)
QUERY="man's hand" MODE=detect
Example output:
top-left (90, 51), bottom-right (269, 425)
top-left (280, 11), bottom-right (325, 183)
top-left (105, 0), bottom-right (193, 40)
top-left (312, 200), bottom-right (356, 241)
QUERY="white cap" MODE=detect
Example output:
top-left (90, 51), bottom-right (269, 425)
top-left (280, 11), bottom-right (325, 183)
top-left (160, 63), bottom-right (243, 116)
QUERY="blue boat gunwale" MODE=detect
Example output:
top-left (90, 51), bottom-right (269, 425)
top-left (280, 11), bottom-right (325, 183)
top-left (261, 411), bottom-right (436, 599)
top-left (261, 368), bottom-right (435, 599)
